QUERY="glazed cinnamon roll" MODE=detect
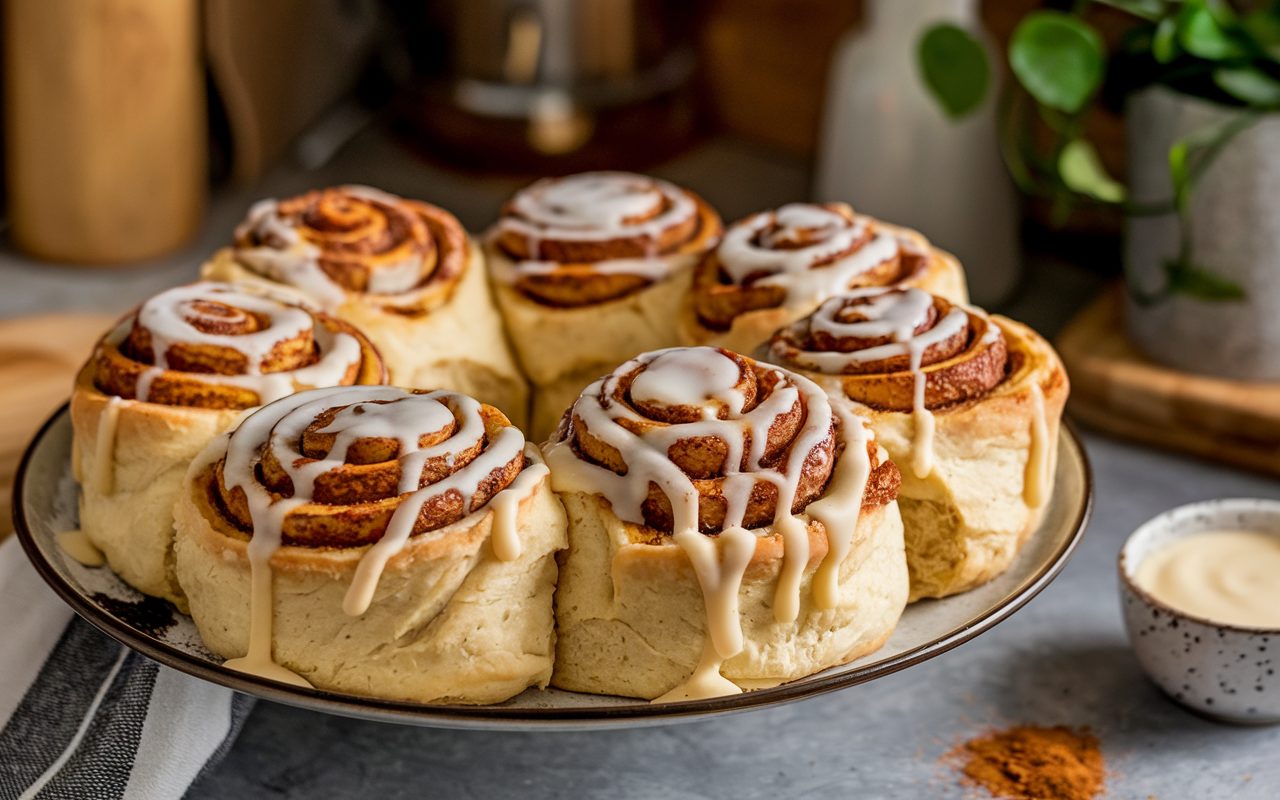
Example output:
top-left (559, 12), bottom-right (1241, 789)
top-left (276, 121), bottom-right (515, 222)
top-left (204, 185), bottom-right (528, 426)
top-left (544, 346), bottom-right (907, 701)
top-left (682, 203), bottom-right (968, 354)
top-left (173, 386), bottom-right (566, 704)
top-left (70, 282), bottom-right (385, 607)
top-left (766, 288), bottom-right (1068, 600)
top-left (485, 172), bottom-right (723, 440)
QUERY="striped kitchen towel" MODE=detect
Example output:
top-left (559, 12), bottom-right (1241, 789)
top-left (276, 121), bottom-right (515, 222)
top-left (0, 537), bottom-right (253, 800)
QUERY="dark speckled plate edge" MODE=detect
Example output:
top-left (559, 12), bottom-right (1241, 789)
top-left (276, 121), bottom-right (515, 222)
top-left (12, 403), bottom-right (1092, 731)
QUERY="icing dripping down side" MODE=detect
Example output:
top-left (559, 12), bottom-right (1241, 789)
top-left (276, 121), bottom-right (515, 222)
top-left (807, 403), bottom-right (873, 610)
top-left (92, 397), bottom-right (123, 495)
top-left (653, 526), bottom-right (758, 702)
top-left (57, 529), bottom-right (105, 567)
top-left (908, 338), bottom-right (935, 480)
top-left (487, 447), bottom-right (548, 563)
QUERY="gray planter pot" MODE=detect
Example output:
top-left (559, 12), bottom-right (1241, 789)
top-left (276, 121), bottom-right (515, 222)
top-left (1125, 86), bottom-right (1280, 381)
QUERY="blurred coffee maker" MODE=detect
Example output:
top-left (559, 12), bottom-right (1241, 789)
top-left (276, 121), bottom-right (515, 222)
top-left (390, 0), bottom-right (698, 171)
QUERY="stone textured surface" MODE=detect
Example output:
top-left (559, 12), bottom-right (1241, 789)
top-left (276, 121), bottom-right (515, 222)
top-left (4, 130), bottom-right (1277, 799)
top-left (1125, 87), bottom-right (1280, 380)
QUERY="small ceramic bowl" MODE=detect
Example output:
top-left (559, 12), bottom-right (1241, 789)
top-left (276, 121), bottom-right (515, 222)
top-left (1119, 498), bottom-right (1280, 725)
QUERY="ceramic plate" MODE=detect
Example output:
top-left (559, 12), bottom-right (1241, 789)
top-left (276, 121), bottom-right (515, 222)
top-left (13, 404), bottom-right (1091, 730)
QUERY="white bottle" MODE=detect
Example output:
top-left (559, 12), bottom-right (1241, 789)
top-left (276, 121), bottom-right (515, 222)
top-left (815, 0), bottom-right (1019, 307)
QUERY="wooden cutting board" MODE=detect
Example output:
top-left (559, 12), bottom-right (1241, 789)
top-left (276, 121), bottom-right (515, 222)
top-left (0, 312), bottom-right (116, 538)
top-left (1056, 287), bottom-right (1280, 476)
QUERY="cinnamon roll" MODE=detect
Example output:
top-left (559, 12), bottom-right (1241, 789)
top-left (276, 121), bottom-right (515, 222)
top-left (485, 171), bottom-right (723, 440)
top-left (681, 202), bottom-right (968, 354)
top-left (70, 282), bottom-right (385, 607)
top-left (544, 346), bottom-right (906, 701)
top-left (203, 185), bottom-right (528, 426)
top-left (173, 386), bottom-right (566, 704)
top-left (766, 288), bottom-right (1068, 600)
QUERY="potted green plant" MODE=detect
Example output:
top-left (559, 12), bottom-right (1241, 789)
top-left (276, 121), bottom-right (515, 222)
top-left (919, 0), bottom-right (1280, 380)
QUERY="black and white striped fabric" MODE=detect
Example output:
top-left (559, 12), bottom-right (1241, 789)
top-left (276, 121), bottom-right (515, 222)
top-left (0, 538), bottom-right (253, 800)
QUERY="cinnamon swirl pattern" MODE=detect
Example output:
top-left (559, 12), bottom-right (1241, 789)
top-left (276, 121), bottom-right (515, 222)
top-left (486, 172), bottom-right (723, 440)
top-left (230, 185), bottom-right (466, 312)
top-left (682, 202), bottom-right (968, 354)
top-left (545, 346), bottom-right (907, 701)
top-left (204, 185), bottom-right (529, 426)
top-left (70, 283), bottom-right (385, 606)
top-left (173, 386), bottom-right (567, 703)
top-left (767, 287), bottom-right (1068, 600)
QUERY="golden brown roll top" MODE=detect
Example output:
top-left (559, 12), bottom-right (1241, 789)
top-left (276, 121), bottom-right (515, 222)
top-left (544, 345), bottom-right (904, 700)
top-left (177, 385), bottom-right (564, 699)
top-left (232, 185), bottom-right (468, 313)
top-left (91, 282), bottom-right (386, 409)
top-left (212, 389), bottom-right (526, 554)
top-left (768, 287), bottom-right (1007, 412)
top-left (692, 203), bottom-right (939, 330)
top-left (548, 346), bottom-right (898, 537)
top-left (489, 171), bottom-right (723, 306)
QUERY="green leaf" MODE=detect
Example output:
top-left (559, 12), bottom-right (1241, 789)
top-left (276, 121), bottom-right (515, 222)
top-left (1178, 4), bottom-right (1248, 60)
top-left (1153, 16), bottom-right (1180, 63)
top-left (1059, 139), bottom-right (1127, 202)
top-left (1163, 258), bottom-right (1246, 300)
top-left (917, 24), bottom-right (991, 119)
top-left (1213, 66), bottom-right (1280, 106)
top-left (1009, 12), bottom-right (1106, 113)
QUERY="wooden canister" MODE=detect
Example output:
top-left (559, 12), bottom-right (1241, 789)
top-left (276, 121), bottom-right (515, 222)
top-left (4, 0), bottom-right (206, 263)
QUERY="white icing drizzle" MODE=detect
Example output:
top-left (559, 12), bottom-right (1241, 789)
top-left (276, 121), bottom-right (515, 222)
top-left (215, 386), bottom-right (533, 685)
top-left (716, 206), bottom-right (899, 311)
top-left (92, 397), bottom-right (123, 495)
top-left (234, 186), bottom-right (426, 309)
top-left (629, 348), bottom-right (748, 413)
top-left (57, 529), bottom-right (105, 567)
top-left (1023, 383), bottom-right (1051, 508)
top-left (236, 199), bottom-right (342, 309)
top-left (134, 366), bottom-right (162, 403)
top-left (808, 403), bottom-right (873, 608)
top-left (653, 526), bottom-right (757, 703)
top-left (502, 172), bottom-right (695, 244)
top-left (117, 283), bottom-right (364, 406)
top-left (494, 171), bottom-right (697, 280)
top-left (487, 446), bottom-right (549, 562)
top-left (543, 346), bottom-right (877, 700)
top-left (489, 257), bottom-right (675, 284)
top-left (908, 341), bottom-right (936, 480)
top-left (770, 288), bottom-right (980, 480)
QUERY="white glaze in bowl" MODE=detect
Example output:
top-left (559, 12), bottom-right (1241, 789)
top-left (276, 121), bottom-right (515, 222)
top-left (1120, 498), bottom-right (1280, 725)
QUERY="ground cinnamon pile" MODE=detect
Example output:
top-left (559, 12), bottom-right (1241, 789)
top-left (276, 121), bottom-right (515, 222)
top-left (952, 725), bottom-right (1105, 800)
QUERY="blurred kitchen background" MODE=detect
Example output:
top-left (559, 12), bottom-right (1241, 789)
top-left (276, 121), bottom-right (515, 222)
top-left (1, 0), bottom-right (1138, 298)
top-left (2, 0), bottom-right (1279, 510)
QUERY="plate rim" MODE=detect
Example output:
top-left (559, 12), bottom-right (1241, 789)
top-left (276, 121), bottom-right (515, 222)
top-left (12, 402), bottom-right (1093, 729)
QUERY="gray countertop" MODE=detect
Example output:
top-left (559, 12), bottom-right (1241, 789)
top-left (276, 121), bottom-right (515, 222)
top-left (5, 131), bottom-right (1278, 799)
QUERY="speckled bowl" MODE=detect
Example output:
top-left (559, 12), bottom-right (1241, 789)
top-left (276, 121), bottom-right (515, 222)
top-left (1120, 498), bottom-right (1280, 725)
